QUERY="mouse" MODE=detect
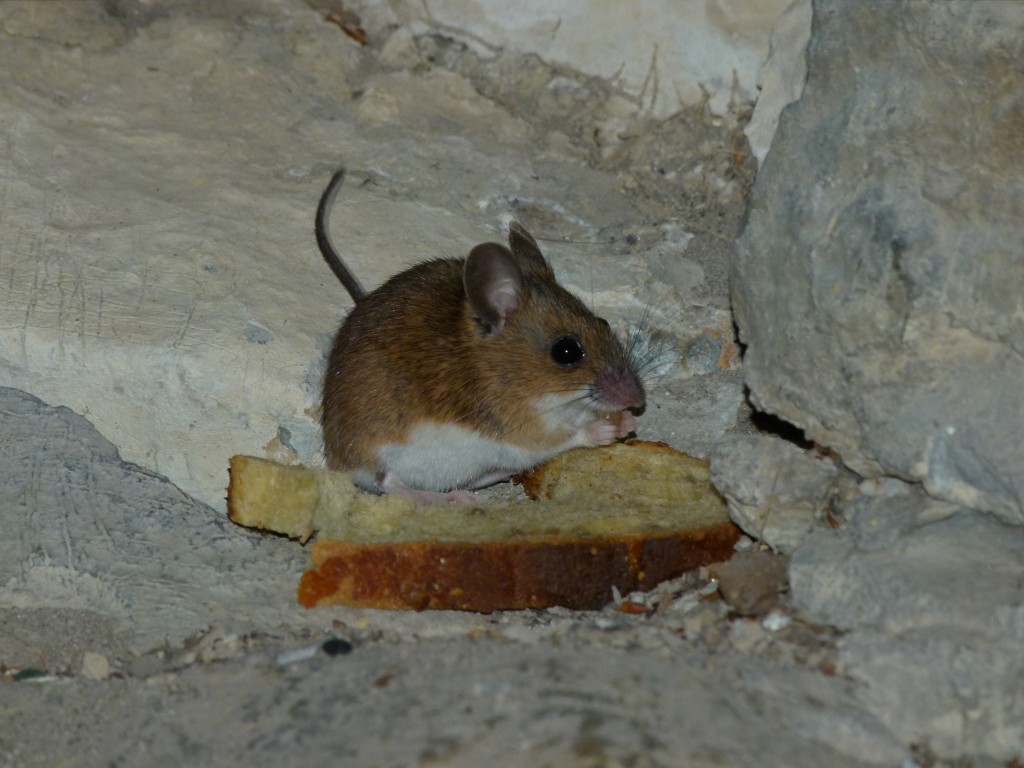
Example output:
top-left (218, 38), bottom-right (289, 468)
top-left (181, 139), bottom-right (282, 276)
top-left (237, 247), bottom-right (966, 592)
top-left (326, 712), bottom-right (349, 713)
top-left (316, 168), bottom-right (646, 505)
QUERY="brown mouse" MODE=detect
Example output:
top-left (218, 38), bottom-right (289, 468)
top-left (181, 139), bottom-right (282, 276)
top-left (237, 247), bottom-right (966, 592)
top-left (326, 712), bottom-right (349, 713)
top-left (316, 168), bottom-right (645, 504)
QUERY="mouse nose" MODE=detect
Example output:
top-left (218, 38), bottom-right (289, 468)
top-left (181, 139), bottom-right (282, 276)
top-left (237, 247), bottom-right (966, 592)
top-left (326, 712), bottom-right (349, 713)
top-left (596, 365), bottom-right (646, 413)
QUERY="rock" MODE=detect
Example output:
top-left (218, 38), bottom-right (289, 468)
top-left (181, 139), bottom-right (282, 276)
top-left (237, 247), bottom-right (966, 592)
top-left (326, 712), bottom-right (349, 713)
top-left (791, 497), bottom-right (1024, 636)
top-left (0, 607), bottom-right (126, 675)
top-left (732, 4), bottom-right (1024, 755)
top-left (0, 387), bottom-right (309, 653)
top-left (709, 549), bottom-right (789, 616)
top-left (791, 500), bottom-right (1024, 759)
top-left (81, 651), bottom-right (111, 681)
top-left (841, 627), bottom-right (1024, 761)
top-left (732, 0), bottom-right (1024, 525)
top-left (0, 1), bottom-right (762, 509)
top-left (371, 0), bottom-right (800, 119)
top-left (710, 433), bottom-right (844, 553)
top-left (744, 0), bottom-right (813, 165)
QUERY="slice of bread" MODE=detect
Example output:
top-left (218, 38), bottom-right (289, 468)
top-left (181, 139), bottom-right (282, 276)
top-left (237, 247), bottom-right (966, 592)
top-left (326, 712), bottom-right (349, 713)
top-left (227, 441), bottom-right (738, 612)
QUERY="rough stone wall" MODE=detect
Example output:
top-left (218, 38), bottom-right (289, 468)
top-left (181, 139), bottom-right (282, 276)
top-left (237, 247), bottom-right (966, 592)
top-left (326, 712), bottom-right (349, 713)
top-left (732, 0), bottom-right (1024, 525)
top-left (0, 0), bottom-right (773, 509)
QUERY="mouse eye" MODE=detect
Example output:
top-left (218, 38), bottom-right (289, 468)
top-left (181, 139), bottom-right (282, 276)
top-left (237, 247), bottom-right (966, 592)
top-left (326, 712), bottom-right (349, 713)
top-left (550, 336), bottom-right (585, 367)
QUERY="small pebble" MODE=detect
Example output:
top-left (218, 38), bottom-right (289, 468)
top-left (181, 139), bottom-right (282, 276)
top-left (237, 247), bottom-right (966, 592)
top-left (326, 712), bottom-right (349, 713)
top-left (761, 609), bottom-right (792, 632)
top-left (709, 549), bottom-right (789, 616)
top-left (275, 645), bottom-right (318, 667)
top-left (81, 651), bottom-right (111, 680)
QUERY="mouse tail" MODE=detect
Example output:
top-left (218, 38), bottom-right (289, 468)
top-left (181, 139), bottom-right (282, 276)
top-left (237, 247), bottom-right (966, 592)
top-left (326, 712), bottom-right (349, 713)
top-left (316, 168), bottom-right (367, 303)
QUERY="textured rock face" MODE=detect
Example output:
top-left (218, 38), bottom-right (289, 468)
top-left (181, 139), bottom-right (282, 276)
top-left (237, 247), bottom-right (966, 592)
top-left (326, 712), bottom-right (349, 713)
top-left (0, 386), bottom-right (308, 653)
top-left (710, 433), bottom-right (842, 555)
top-left (0, 0), bottom-right (774, 509)
top-left (732, 1), bottom-right (1024, 524)
top-left (791, 500), bottom-right (1024, 759)
top-left (371, 0), bottom-right (797, 118)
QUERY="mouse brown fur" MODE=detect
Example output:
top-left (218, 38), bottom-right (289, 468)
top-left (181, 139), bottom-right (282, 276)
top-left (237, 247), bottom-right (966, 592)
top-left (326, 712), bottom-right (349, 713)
top-left (316, 169), bottom-right (645, 504)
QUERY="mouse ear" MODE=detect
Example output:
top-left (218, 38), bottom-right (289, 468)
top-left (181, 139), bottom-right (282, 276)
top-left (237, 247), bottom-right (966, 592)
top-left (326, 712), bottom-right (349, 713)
top-left (464, 243), bottom-right (524, 335)
top-left (508, 221), bottom-right (555, 279)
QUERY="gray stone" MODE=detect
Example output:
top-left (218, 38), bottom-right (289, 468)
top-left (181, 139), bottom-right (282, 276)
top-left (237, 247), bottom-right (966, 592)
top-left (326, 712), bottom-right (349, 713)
top-left (744, 0), bottom-right (812, 165)
top-left (732, 0), bottom-right (1024, 525)
top-left (791, 503), bottom-right (1024, 759)
top-left (842, 628), bottom-right (1024, 761)
top-left (0, 386), bottom-right (308, 652)
top-left (710, 433), bottom-right (843, 553)
top-left (0, 385), bottom-right (906, 767)
top-left (791, 503), bottom-right (1024, 635)
top-left (733, 5), bottom-right (1024, 755)
top-left (0, 0), bottom-right (771, 512)
top-left (0, 632), bottom-right (886, 768)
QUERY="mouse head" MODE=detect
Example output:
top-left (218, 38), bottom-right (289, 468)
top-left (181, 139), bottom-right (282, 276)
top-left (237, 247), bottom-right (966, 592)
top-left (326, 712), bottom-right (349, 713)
top-left (463, 222), bottom-right (645, 422)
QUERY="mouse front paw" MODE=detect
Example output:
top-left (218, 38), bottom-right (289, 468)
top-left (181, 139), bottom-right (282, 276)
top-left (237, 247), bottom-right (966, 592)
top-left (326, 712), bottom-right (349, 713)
top-left (613, 411), bottom-right (637, 439)
top-left (578, 411), bottom-right (636, 447)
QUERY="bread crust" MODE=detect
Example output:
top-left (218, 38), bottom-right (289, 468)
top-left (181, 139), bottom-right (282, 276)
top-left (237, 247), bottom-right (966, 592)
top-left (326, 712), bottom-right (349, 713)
top-left (300, 523), bottom-right (739, 611)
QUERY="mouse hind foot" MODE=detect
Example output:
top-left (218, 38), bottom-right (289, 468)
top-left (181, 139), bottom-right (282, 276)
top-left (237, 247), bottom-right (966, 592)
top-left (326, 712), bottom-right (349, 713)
top-left (380, 472), bottom-right (478, 506)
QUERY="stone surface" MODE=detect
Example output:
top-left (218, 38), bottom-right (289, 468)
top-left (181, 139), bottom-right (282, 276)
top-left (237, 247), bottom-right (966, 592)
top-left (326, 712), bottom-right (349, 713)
top-left (744, 0), bottom-right (812, 165)
top-left (727, 2), bottom-right (1024, 759)
top-left (791, 500), bottom-right (1024, 760)
top-left (732, 0), bottom-right (1024, 525)
top-left (0, 631), bottom-right (883, 768)
top-left (366, 0), bottom-right (799, 119)
top-left (0, 386), bottom-right (309, 652)
top-left (708, 549), bottom-right (789, 616)
top-left (0, 385), bottom-right (909, 767)
top-left (3, 1), bottom-right (1022, 765)
top-left (711, 433), bottom-right (843, 553)
top-left (0, 0), bottom-right (770, 509)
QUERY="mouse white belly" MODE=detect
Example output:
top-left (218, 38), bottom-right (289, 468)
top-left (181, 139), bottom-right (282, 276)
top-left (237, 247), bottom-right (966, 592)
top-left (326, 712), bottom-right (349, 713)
top-left (372, 422), bottom-right (572, 493)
